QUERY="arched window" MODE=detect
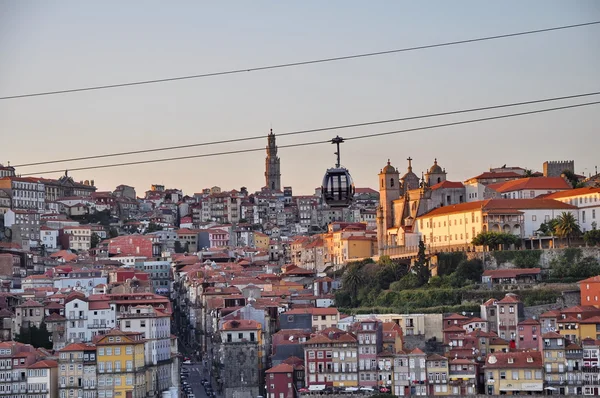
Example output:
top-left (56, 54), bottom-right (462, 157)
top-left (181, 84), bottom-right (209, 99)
top-left (390, 178), bottom-right (394, 187)
top-left (437, 177), bottom-right (441, 184)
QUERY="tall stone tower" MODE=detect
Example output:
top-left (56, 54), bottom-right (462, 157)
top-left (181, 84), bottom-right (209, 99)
top-left (378, 160), bottom-right (400, 242)
top-left (264, 129), bottom-right (281, 191)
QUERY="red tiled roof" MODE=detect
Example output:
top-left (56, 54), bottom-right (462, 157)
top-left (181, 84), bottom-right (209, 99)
top-left (497, 294), bottom-right (521, 304)
top-left (484, 352), bottom-right (543, 369)
top-left (469, 171), bottom-right (523, 180)
top-left (29, 360), bottom-right (58, 369)
top-left (544, 187), bottom-right (600, 200)
top-left (579, 276), bottom-right (600, 284)
top-left (487, 177), bottom-right (571, 193)
top-left (421, 198), bottom-right (576, 218)
top-left (284, 307), bottom-right (338, 316)
top-left (482, 268), bottom-right (541, 278)
top-left (266, 363), bottom-right (294, 373)
top-left (59, 342), bottom-right (96, 352)
top-left (221, 319), bottom-right (261, 330)
top-left (430, 180), bottom-right (465, 190)
top-left (518, 319), bottom-right (540, 326)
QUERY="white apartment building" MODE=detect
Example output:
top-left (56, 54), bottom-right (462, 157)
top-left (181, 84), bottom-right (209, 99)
top-left (27, 359), bottom-right (58, 398)
top-left (0, 176), bottom-right (45, 211)
top-left (40, 226), bottom-right (59, 251)
top-left (546, 187), bottom-right (600, 232)
top-left (117, 305), bottom-right (171, 365)
top-left (61, 226), bottom-right (92, 252)
top-left (65, 298), bottom-right (116, 343)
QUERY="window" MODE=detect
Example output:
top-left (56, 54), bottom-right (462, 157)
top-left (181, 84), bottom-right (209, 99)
top-left (500, 372), bottom-right (506, 380)
top-left (532, 215), bottom-right (537, 221)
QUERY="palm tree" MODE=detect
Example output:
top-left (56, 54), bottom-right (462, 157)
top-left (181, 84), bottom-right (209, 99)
top-left (555, 212), bottom-right (581, 246)
top-left (343, 264), bottom-right (364, 304)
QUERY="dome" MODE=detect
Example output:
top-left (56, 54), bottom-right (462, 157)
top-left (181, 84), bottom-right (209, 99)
top-left (429, 158), bottom-right (443, 174)
top-left (382, 159), bottom-right (397, 174)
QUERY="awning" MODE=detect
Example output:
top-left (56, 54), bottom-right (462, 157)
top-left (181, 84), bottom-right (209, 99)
top-left (308, 385), bottom-right (326, 391)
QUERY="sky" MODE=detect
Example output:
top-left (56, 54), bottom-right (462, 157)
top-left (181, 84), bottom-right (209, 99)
top-left (1, 1), bottom-right (599, 196)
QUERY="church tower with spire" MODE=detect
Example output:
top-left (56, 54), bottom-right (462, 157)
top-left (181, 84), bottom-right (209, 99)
top-left (265, 129), bottom-right (281, 191)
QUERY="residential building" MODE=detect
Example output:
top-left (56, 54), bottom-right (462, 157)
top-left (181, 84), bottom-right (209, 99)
top-left (134, 261), bottom-right (171, 294)
top-left (483, 351), bottom-right (543, 395)
top-left (480, 293), bottom-right (524, 341)
top-left (280, 308), bottom-right (339, 332)
top-left (565, 342), bottom-right (583, 395)
top-left (27, 359), bottom-right (58, 398)
top-left (58, 342), bottom-right (97, 398)
top-left (579, 276), bottom-right (600, 308)
top-left (59, 226), bottom-right (92, 252)
top-left (407, 348), bottom-right (427, 396)
top-left (117, 305), bottom-right (172, 396)
top-left (107, 235), bottom-right (161, 259)
top-left (0, 176), bottom-right (45, 210)
top-left (486, 176), bottom-right (572, 199)
top-left (545, 187), bottom-right (600, 232)
top-left (14, 299), bottom-right (44, 335)
top-left (541, 332), bottom-right (567, 394)
top-left (0, 190), bottom-right (10, 214)
top-left (0, 341), bottom-right (38, 397)
top-left (582, 338), bottom-right (600, 395)
top-left (517, 318), bottom-right (540, 350)
top-left (392, 352), bottom-right (410, 396)
top-left (40, 226), bottom-right (60, 251)
top-left (448, 358), bottom-right (478, 395)
top-left (4, 209), bottom-right (41, 250)
top-left (266, 362), bottom-right (301, 398)
top-left (426, 354), bottom-right (449, 396)
top-left (96, 329), bottom-right (147, 398)
top-left (356, 319), bottom-right (382, 388)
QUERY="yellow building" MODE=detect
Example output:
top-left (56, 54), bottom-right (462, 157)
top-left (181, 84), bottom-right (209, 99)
top-left (426, 354), bottom-right (449, 395)
top-left (488, 336), bottom-right (510, 354)
top-left (557, 306), bottom-right (600, 343)
top-left (96, 329), bottom-right (147, 398)
top-left (253, 232), bottom-right (270, 250)
top-left (579, 316), bottom-right (600, 340)
top-left (542, 332), bottom-right (567, 393)
top-left (484, 352), bottom-right (543, 395)
top-left (340, 235), bottom-right (376, 263)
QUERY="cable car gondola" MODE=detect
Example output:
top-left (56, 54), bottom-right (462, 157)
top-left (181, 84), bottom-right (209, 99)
top-left (321, 136), bottom-right (355, 208)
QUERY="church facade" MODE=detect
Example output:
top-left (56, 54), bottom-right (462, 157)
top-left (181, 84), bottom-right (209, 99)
top-left (376, 158), bottom-right (467, 254)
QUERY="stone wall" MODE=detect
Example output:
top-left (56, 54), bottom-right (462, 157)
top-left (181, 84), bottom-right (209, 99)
top-left (466, 247), bottom-right (600, 270)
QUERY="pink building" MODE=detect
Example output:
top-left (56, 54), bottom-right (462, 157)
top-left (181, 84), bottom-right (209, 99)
top-left (209, 229), bottom-right (230, 248)
top-left (517, 318), bottom-right (540, 350)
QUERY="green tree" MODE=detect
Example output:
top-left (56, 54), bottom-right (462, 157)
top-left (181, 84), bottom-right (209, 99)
top-left (562, 170), bottom-right (585, 188)
top-left (472, 231), bottom-right (519, 250)
top-left (90, 233), bottom-right (100, 248)
top-left (14, 323), bottom-right (52, 348)
top-left (537, 218), bottom-right (559, 236)
top-left (147, 222), bottom-right (163, 233)
top-left (342, 263), bottom-right (364, 305)
top-left (554, 212), bottom-right (581, 246)
top-left (584, 229), bottom-right (600, 246)
top-left (412, 240), bottom-right (430, 287)
top-left (451, 259), bottom-right (484, 287)
top-left (108, 227), bottom-right (119, 238)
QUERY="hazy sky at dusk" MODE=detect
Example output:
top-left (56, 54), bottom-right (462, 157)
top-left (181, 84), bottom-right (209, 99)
top-left (1, 1), bottom-right (599, 195)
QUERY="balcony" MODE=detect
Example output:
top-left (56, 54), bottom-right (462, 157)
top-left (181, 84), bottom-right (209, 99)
top-left (583, 366), bottom-right (600, 373)
top-left (88, 323), bottom-right (108, 329)
top-left (68, 315), bottom-right (88, 320)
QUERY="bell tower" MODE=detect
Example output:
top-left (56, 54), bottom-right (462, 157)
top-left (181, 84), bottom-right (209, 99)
top-left (378, 160), bottom-right (400, 234)
top-left (265, 129), bottom-right (281, 191)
